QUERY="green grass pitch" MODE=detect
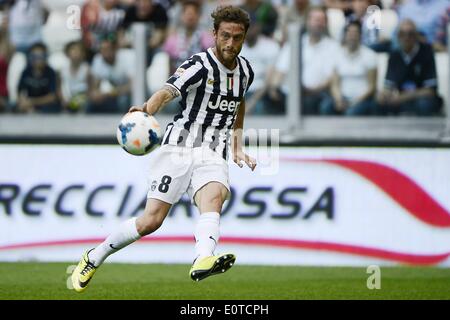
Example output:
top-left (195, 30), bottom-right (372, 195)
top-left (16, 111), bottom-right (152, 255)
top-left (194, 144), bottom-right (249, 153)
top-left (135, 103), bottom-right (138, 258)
top-left (1, 262), bottom-right (449, 300)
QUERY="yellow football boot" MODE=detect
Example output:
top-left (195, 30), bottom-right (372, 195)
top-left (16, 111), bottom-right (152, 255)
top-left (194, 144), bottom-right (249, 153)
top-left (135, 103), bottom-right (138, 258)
top-left (71, 249), bottom-right (97, 292)
top-left (189, 253), bottom-right (236, 282)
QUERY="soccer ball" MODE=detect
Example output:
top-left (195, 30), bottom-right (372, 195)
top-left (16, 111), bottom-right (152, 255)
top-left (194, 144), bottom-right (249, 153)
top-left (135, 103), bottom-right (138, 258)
top-left (116, 111), bottom-right (162, 156)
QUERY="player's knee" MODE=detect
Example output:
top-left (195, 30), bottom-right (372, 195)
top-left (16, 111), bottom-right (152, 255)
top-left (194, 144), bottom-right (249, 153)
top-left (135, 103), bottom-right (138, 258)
top-left (204, 192), bottom-right (224, 212)
top-left (196, 183), bottom-right (228, 212)
top-left (213, 193), bottom-right (224, 208)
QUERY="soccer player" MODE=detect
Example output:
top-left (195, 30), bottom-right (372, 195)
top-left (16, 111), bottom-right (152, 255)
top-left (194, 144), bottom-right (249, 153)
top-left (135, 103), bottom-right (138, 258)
top-left (71, 5), bottom-right (256, 292)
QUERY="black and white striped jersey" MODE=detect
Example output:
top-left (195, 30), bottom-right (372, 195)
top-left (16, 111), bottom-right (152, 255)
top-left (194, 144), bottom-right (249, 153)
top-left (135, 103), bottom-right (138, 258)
top-left (162, 47), bottom-right (254, 159)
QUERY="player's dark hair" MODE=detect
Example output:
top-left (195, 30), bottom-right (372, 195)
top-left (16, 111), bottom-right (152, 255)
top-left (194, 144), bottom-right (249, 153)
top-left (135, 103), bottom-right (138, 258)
top-left (211, 6), bottom-right (250, 33)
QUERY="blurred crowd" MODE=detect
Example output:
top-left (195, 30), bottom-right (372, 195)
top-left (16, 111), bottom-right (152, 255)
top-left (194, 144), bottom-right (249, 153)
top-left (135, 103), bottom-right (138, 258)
top-left (0, 0), bottom-right (448, 116)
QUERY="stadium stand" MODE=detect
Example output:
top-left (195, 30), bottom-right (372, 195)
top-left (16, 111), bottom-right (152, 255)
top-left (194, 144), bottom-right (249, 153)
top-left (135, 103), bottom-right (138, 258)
top-left (42, 10), bottom-right (81, 54)
top-left (48, 51), bottom-right (70, 73)
top-left (376, 52), bottom-right (388, 93)
top-left (327, 7), bottom-right (345, 41)
top-left (436, 52), bottom-right (449, 110)
top-left (0, 0), bottom-right (448, 145)
top-left (379, 8), bottom-right (398, 40)
top-left (6, 51), bottom-right (25, 105)
top-left (380, 0), bottom-right (394, 9)
top-left (146, 51), bottom-right (170, 95)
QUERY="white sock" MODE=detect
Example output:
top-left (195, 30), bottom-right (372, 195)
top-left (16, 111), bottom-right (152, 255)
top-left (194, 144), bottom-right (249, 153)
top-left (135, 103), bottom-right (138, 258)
top-left (89, 217), bottom-right (141, 267)
top-left (194, 212), bottom-right (220, 261)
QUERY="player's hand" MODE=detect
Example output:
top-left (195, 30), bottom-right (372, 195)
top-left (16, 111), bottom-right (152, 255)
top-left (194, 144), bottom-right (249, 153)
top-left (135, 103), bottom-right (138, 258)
top-left (128, 106), bottom-right (144, 113)
top-left (233, 149), bottom-right (257, 171)
top-left (128, 103), bottom-right (149, 114)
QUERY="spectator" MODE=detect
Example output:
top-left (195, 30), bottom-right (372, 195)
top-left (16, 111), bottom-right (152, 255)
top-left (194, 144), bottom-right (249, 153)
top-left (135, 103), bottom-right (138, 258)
top-left (325, 21), bottom-right (377, 115)
top-left (203, 1), bottom-right (243, 29)
top-left (0, 9), bottom-right (12, 112)
top-left (60, 41), bottom-right (91, 113)
top-left (272, 6), bottom-right (338, 115)
top-left (371, 0), bottom-right (383, 8)
top-left (240, 0), bottom-right (279, 37)
top-left (241, 22), bottom-right (282, 114)
top-left (433, 4), bottom-right (450, 52)
top-left (119, 0), bottom-right (169, 65)
top-left (81, 0), bottom-right (126, 60)
top-left (8, 0), bottom-right (49, 53)
top-left (17, 42), bottom-right (61, 113)
top-left (155, 0), bottom-right (176, 11)
top-left (89, 35), bottom-right (132, 113)
top-left (346, 0), bottom-right (392, 52)
top-left (324, 0), bottom-right (353, 16)
top-left (377, 20), bottom-right (442, 116)
top-left (397, 0), bottom-right (450, 48)
top-left (169, 1), bottom-right (242, 32)
top-left (163, 0), bottom-right (213, 74)
top-left (276, 0), bottom-right (310, 44)
top-left (272, 0), bottom-right (381, 9)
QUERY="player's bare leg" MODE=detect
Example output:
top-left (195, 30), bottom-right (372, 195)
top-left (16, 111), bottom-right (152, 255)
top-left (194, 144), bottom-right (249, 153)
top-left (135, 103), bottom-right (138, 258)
top-left (71, 199), bottom-right (171, 292)
top-left (189, 182), bottom-right (235, 281)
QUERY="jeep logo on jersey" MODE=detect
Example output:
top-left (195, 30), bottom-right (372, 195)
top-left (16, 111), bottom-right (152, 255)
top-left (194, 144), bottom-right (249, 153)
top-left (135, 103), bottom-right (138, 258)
top-left (207, 95), bottom-right (240, 114)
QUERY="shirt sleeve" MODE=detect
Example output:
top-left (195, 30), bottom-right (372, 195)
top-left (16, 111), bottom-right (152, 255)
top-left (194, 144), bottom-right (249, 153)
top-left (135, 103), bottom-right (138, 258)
top-left (365, 47), bottom-right (378, 71)
top-left (324, 40), bottom-right (339, 78)
top-left (17, 68), bottom-right (28, 94)
top-left (422, 45), bottom-right (438, 89)
top-left (47, 68), bottom-right (57, 93)
top-left (90, 55), bottom-right (101, 79)
top-left (165, 55), bottom-right (205, 95)
top-left (275, 43), bottom-right (290, 74)
top-left (384, 53), bottom-right (397, 90)
top-left (244, 58), bottom-right (254, 94)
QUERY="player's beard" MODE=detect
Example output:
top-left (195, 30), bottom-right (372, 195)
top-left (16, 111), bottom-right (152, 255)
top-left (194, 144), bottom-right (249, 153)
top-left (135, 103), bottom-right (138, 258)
top-left (215, 41), bottom-right (240, 65)
top-left (216, 45), bottom-right (239, 67)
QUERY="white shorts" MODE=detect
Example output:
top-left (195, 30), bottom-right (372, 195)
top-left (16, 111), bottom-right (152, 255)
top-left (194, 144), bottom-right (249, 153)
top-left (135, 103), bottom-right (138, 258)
top-left (146, 144), bottom-right (230, 205)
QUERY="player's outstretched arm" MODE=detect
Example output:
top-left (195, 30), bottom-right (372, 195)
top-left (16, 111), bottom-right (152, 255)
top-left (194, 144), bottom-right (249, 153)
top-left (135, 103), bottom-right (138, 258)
top-left (128, 85), bottom-right (180, 115)
top-left (232, 99), bottom-right (257, 171)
